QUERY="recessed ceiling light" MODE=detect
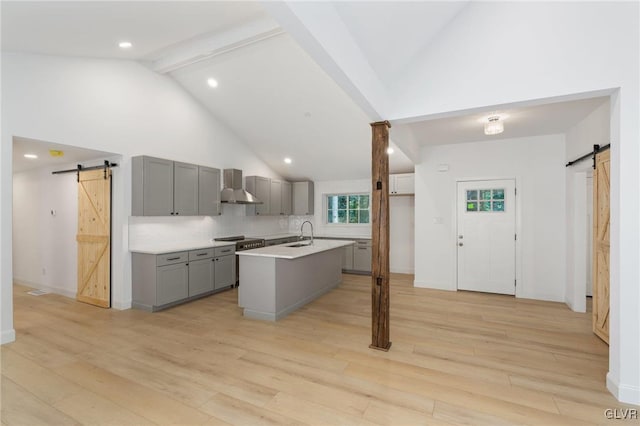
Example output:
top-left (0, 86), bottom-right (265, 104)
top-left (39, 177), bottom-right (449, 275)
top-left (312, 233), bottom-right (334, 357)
top-left (207, 78), bottom-right (219, 88)
top-left (24, 154), bottom-right (38, 159)
top-left (284, 157), bottom-right (292, 164)
top-left (118, 41), bottom-right (133, 49)
top-left (386, 147), bottom-right (394, 155)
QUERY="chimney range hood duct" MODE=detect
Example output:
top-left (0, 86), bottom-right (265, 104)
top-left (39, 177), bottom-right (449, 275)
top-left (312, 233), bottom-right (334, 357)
top-left (220, 169), bottom-right (262, 204)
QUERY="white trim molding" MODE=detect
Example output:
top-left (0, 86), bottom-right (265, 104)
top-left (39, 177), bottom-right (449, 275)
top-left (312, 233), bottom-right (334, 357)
top-left (607, 372), bottom-right (640, 406)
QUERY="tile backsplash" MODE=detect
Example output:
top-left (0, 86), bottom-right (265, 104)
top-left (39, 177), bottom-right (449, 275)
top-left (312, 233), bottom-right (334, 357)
top-left (129, 204), bottom-right (313, 250)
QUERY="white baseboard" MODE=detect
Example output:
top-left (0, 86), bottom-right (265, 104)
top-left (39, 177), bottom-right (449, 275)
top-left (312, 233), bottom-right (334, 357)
top-left (112, 300), bottom-right (132, 310)
top-left (13, 279), bottom-right (76, 299)
top-left (1, 329), bottom-right (16, 345)
top-left (413, 280), bottom-right (455, 291)
top-left (390, 268), bottom-right (415, 274)
top-left (608, 372), bottom-right (640, 406)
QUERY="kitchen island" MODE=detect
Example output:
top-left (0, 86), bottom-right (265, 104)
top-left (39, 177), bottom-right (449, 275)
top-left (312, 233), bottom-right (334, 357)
top-left (237, 239), bottom-right (354, 320)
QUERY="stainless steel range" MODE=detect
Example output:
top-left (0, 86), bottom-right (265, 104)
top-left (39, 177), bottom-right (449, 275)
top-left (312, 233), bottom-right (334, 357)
top-left (213, 236), bottom-right (265, 285)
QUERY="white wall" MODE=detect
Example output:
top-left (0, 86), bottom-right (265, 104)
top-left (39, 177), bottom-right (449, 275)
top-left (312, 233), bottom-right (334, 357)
top-left (1, 52), bottom-right (283, 342)
top-left (415, 134), bottom-right (566, 302)
top-left (565, 101), bottom-right (610, 312)
top-left (390, 2), bottom-right (638, 404)
top-left (295, 178), bottom-right (415, 274)
top-left (13, 165), bottom-right (81, 297)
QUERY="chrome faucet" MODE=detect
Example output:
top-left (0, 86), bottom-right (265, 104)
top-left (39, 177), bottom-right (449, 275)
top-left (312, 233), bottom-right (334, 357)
top-left (300, 220), bottom-right (314, 245)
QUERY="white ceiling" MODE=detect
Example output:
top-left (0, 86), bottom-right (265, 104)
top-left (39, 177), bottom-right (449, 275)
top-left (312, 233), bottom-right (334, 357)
top-left (1, 1), bottom-right (266, 60)
top-left (398, 97), bottom-right (609, 147)
top-left (13, 137), bottom-right (117, 173)
top-left (332, 1), bottom-right (469, 86)
top-left (170, 33), bottom-right (413, 180)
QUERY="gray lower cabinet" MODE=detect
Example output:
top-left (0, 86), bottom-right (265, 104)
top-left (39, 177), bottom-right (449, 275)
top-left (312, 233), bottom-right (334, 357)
top-left (214, 254), bottom-right (234, 289)
top-left (132, 245), bottom-right (235, 311)
top-left (343, 245), bottom-right (354, 270)
top-left (157, 262), bottom-right (189, 305)
top-left (353, 242), bottom-right (372, 273)
top-left (188, 248), bottom-right (215, 297)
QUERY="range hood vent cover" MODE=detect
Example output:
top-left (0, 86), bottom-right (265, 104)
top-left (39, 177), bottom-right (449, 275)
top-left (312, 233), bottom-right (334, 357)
top-left (221, 169), bottom-right (262, 204)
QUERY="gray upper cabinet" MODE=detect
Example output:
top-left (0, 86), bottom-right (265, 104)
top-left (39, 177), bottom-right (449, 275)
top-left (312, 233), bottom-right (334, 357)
top-left (281, 181), bottom-right (292, 215)
top-left (133, 156), bottom-right (221, 217)
top-left (246, 176), bottom-right (271, 216)
top-left (173, 162), bottom-right (198, 216)
top-left (133, 156), bottom-right (174, 216)
top-left (292, 181), bottom-right (314, 215)
top-left (270, 180), bottom-right (282, 215)
top-left (198, 166), bottom-right (221, 216)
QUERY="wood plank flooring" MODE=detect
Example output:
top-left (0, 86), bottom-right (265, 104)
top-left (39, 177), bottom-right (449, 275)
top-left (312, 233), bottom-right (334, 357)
top-left (2, 274), bottom-right (635, 425)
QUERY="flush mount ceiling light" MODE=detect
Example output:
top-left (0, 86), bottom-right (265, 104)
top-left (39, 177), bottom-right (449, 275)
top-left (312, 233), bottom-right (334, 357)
top-left (24, 154), bottom-right (38, 159)
top-left (386, 147), bottom-right (395, 155)
top-left (284, 157), bottom-right (292, 164)
top-left (484, 115), bottom-right (505, 135)
top-left (207, 78), bottom-right (219, 88)
top-left (118, 41), bottom-right (133, 49)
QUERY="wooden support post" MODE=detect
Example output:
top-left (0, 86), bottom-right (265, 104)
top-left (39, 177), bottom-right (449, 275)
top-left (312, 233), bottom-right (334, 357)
top-left (370, 120), bottom-right (391, 351)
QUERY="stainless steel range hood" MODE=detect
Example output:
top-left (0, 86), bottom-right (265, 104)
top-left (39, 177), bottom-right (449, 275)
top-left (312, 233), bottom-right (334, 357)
top-left (220, 169), bottom-right (262, 204)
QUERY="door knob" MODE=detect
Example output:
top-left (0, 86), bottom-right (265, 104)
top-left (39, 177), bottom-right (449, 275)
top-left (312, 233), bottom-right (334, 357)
top-left (458, 242), bottom-right (463, 247)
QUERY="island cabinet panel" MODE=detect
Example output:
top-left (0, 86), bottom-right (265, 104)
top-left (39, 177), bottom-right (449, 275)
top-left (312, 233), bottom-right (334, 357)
top-left (198, 166), bottom-right (221, 216)
top-left (173, 162), bottom-right (198, 216)
top-left (343, 245), bottom-right (354, 270)
top-left (292, 181), bottom-right (314, 215)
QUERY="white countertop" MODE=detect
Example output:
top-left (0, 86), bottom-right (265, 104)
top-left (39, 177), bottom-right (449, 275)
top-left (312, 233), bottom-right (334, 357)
top-left (237, 239), bottom-right (354, 260)
top-left (315, 234), bottom-right (371, 240)
top-left (130, 241), bottom-right (235, 255)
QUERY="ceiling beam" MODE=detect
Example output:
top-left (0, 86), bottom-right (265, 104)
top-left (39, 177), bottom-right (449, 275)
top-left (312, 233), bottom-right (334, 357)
top-left (148, 16), bottom-right (284, 74)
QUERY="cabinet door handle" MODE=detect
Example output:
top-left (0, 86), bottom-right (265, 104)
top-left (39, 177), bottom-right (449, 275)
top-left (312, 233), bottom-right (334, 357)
top-left (357, 247), bottom-right (368, 250)
top-left (170, 212), bottom-right (174, 215)
top-left (175, 212), bottom-right (179, 215)
top-left (167, 257), bottom-right (180, 260)
top-left (196, 253), bottom-right (207, 257)
top-left (220, 249), bottom-right (232, 253)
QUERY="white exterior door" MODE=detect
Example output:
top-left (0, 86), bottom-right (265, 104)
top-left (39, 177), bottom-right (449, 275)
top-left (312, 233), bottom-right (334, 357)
top-left (457, 179), bottom-right (516, 295)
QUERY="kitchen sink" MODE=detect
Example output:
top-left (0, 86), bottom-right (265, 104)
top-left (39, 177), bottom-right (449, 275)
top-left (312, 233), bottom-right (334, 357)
top-left (287, 243), bottom-right (312, 248)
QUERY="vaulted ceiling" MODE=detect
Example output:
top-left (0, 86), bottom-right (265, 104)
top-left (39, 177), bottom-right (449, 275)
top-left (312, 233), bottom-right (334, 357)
top-left (2, 1), bottom-right (608, 180)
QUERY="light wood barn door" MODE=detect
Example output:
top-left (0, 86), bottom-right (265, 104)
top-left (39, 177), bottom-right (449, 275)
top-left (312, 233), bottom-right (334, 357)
top-left (592, 149), bottom-right (610, 344)
top-left (77, 169), bottom-right (111, 308)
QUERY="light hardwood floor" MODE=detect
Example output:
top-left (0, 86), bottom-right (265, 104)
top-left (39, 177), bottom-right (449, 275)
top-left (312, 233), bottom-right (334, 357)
top-left (2, 274), bottom-right (635, 425)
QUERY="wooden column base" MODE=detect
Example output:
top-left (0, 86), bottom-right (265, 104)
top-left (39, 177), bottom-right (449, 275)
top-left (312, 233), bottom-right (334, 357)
top-left (369, 342), bottom-right (392, 352)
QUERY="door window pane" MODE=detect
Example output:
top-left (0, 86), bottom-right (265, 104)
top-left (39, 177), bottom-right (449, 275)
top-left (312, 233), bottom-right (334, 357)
top-left (479, 201), bottom-right (491, 212)
top-left (467, 202), bottom-right (478, 212)
top-left (466, 190), bottom-right (478, 201)
top-left (492, 201), bottom-right (505, 212)
top-left (492, 189), bottom-right (505, 200)
top-left (480, 190), bottom-right (492, 200)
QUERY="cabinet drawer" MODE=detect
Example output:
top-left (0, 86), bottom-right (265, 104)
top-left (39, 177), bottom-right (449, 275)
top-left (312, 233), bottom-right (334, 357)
top-left (214, 246), bottom-right (235, 256)
top-left (356, 240), bottom-right (372, 247)
top-left (156, 252), bottom-right (188, 266)
top-left (189, 248), bottom-right (214, 261)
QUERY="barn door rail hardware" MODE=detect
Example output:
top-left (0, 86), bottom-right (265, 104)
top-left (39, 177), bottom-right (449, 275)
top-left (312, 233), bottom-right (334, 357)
top-left (565, 144), bottom-right (610, 169)
top-left (52, 160), bottom-right (118, 181)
